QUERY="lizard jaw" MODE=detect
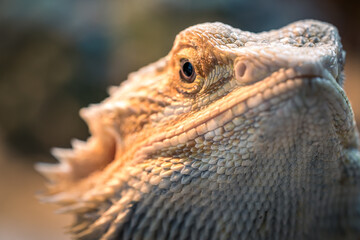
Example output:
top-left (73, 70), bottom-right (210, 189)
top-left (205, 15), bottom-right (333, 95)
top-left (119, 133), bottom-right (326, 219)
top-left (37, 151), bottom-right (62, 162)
top-left (136, 68), bottom-right (354, 162)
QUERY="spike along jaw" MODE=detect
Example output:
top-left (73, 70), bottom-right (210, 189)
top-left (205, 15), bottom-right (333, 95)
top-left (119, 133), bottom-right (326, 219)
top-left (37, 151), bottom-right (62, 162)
top-left (35, 55), bottom-right (160, 189)
top-left (35, 104), bottom-right (118, 196)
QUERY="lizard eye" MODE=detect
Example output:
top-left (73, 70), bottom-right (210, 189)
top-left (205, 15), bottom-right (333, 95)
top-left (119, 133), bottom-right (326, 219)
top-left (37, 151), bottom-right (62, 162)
top-left (180, 59), bottom-right (196, 83)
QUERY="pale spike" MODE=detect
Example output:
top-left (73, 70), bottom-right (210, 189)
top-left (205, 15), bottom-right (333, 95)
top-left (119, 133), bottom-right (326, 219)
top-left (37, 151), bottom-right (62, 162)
top-left (34, 162), bottom-right (71, 183)
top-left (56, 201), bottom-right (98, 214)
top-left (71, 138), bottom-right (87, 151)
top-left (107, 85), bottom-right (118, 95)
top-left (51, 147), bottom-right (76, 161)
top-left (37, 192), bottom-right (77, 205)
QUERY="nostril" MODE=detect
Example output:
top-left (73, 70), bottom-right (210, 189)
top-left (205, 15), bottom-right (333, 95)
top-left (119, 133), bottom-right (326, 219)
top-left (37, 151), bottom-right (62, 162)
top-left (235, 62), bottom-right (247, 78)
top-left (234, 58), bottom-right (270, 85)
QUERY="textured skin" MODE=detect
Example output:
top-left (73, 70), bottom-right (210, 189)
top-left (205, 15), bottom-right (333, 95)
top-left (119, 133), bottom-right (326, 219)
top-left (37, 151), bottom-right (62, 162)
top-left (37, 20), bottom-right (360, 240)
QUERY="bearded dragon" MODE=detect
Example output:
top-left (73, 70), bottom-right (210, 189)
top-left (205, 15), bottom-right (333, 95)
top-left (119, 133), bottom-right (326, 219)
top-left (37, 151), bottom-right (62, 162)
top-left (36, 20), bottom-right (360, 240)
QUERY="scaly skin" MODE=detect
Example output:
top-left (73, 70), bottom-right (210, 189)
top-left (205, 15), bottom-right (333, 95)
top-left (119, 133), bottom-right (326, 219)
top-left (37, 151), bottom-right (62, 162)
top-left (37, 20), bottom-right (360, 240)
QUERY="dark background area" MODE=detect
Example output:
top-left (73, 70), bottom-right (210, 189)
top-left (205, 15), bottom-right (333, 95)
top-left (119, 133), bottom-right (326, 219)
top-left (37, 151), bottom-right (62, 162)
top-left (0, 1), bottom-right (359, 239)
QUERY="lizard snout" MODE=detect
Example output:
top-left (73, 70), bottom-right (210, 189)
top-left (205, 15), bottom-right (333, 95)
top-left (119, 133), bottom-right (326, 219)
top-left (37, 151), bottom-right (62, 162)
top-left (233, 47), bottom-right (342, 86)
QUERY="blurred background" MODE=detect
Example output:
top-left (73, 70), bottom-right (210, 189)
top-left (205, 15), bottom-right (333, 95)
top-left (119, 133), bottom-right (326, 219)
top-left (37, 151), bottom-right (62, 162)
top-left (0, 0), bottom-right (359, 239)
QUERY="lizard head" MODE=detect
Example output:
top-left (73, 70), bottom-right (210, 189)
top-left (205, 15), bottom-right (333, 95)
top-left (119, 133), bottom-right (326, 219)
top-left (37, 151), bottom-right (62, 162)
top-left (36, 20), bottom-right (359, 238)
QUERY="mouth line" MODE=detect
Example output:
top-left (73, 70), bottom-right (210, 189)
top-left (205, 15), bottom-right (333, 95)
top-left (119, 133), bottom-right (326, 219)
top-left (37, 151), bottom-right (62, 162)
top-left (136, 71), bottom-right (352, 159)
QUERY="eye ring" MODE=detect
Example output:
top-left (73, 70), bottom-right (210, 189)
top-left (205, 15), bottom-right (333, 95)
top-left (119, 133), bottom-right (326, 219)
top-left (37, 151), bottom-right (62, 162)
top-left (180, 59), bottom-right (196, 83)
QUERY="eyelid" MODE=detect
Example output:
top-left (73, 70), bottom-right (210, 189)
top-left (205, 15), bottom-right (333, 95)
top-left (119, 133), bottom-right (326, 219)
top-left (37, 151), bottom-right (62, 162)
top-left (180, 58), bottom-right (189, 66)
